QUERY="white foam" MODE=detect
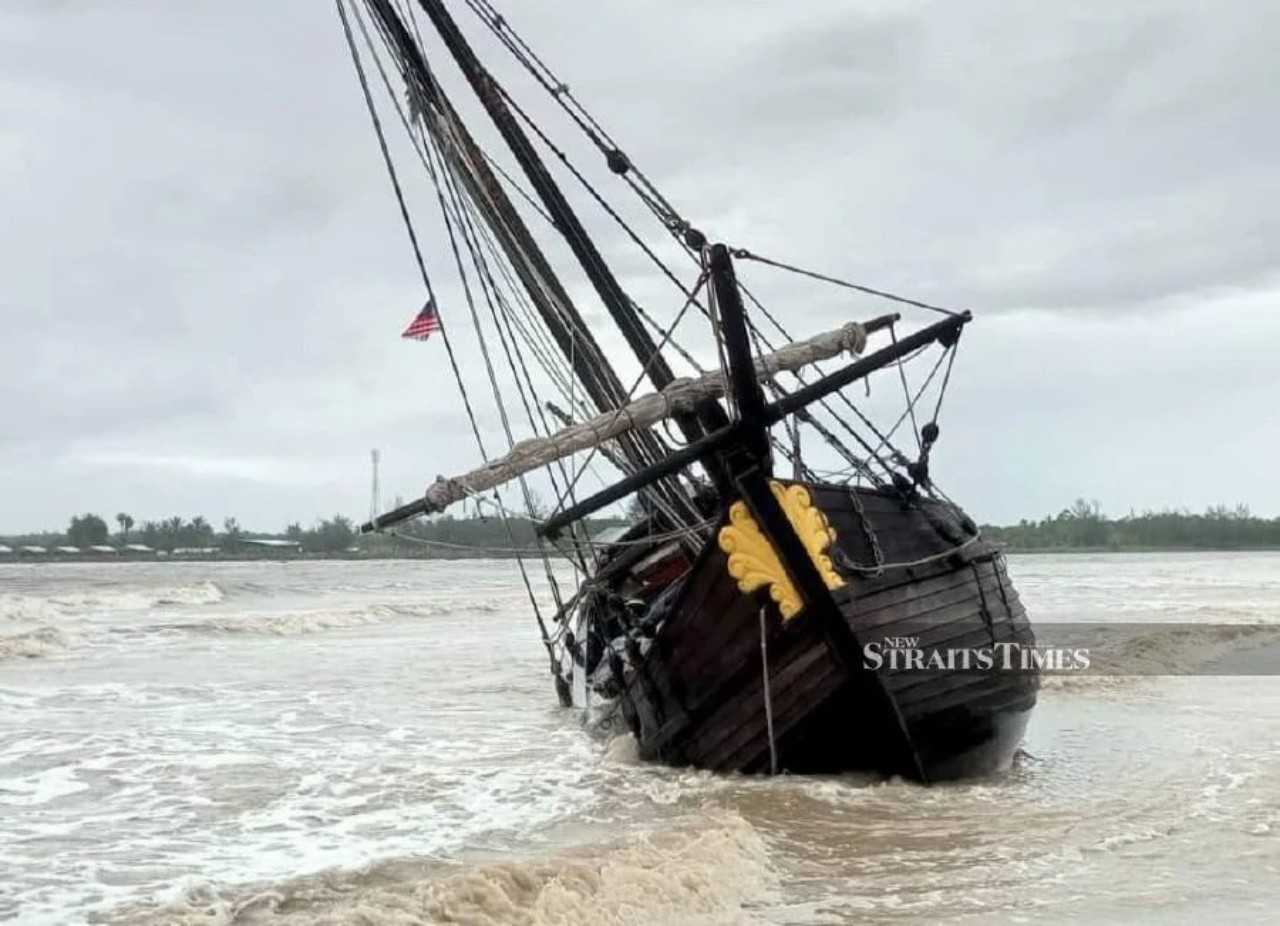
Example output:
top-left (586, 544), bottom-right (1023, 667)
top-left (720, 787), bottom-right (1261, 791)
top-left (0, 764), bottom-right (89, 807)
top-left (0, 626), bottom-right (68, 661)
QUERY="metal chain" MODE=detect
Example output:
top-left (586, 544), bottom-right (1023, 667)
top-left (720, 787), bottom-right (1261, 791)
top-left (848, 487), bottom-right (885, 576)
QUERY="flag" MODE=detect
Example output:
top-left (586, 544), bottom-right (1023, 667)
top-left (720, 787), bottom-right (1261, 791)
top-left (400, 298), bottom-right (442, 341)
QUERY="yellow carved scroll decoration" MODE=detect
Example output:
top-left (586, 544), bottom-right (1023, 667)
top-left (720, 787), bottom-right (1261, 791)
top-left (717, 481), bottom-right (846, 622)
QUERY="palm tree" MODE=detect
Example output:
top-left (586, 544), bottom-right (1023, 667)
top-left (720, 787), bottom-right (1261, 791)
top-left (163, 516), bottom-right (184, 551)
top-left (221, 517), bottom-right (242, 552)
top-left (115, 512), bottom-right (134, 545)
top-left (189, 516), bottom-right (213, 547)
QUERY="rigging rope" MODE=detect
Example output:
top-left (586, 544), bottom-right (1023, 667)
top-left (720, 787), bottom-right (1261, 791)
top-left (439, 1), bottom-right (928, 497)
top-left (549, 272), bottom-right (713, 547)
top-left (730, 249), bottom-right (961, 318)
top-left (403, 4), bottom-right (699, 521)
top-left (759, 604), bottom-right (778, 776)
top-left (494, 85), bottom-right (708, 374)
top-left (353, 0), bottom-right (973, 570)
top-left (363, 0), bottom-right (704, 539)
top-left (461, 0), bottom-right (690, 233)
top-left (346, 0), bottom-right (568, 667)
top-left (450, 0), bottom-right (972, 500)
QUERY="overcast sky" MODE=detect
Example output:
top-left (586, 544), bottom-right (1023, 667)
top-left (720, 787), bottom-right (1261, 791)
top-left (2, 0), bottom-right (1277, 534)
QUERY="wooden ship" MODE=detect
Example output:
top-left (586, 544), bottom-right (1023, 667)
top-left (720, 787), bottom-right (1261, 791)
top-left (345, 0), bottom-right (1039, 784)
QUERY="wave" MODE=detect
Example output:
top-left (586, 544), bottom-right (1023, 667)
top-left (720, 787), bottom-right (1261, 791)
top-left (105, 810), bottom-right (775, 925)
top-left (0, 583), bottom-right (224, 621)
top-left (1044, 622), bottom-right (1280, 693)
top-left (54, 581), bottom-right (225, 610)
top-left (0, 626), bottom-right (68, 661)
top-left (187, 606), bottom-right (401, 637)
top-left (167, 600), bottom-right (492, 638)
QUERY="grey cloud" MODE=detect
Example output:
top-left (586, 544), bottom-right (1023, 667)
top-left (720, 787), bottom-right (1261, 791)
top-left (1, 0), bottom-right (1277, 532)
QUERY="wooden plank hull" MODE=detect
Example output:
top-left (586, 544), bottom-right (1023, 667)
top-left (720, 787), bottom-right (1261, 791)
top-left (608, 482), bottom-right (1039, 783)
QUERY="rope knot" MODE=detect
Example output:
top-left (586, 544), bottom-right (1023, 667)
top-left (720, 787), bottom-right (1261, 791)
top-left (839, 321), bottom-right (868, 356)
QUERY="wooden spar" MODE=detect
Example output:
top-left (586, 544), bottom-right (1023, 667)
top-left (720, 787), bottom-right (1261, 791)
top-left (535, 309), bottom-right (971, 538)
top-left (704, 244), bottom-right (925, 779)
top-left (361, 314), bottom-right (894, 533)
top-left (771, 310), bottom-right (969, 420)
top-left (707, 243), bottom-right (771, 469)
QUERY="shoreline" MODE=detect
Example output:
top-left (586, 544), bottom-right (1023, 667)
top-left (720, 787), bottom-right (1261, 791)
top-left (4, 545), bottom-right (1280, 565)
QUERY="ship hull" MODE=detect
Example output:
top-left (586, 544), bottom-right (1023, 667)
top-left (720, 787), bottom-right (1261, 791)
top-left (592, 482), bottom-right (1039, 784)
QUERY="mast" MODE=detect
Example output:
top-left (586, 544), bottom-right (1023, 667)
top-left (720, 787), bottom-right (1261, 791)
top-left (408, 0), bottom-right (719, 451)
top-left (708, 244), bottom-right (771, 470)
top-left (361, 0), bottom-right (702, 520)
top-left (363, 1), bottom-right (629, 421)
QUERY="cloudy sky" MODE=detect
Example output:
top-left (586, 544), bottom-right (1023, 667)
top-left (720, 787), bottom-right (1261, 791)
top-left (2, 0), bottom-right (1277, 534)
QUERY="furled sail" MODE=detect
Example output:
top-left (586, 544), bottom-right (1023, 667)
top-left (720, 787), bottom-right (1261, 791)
top-left (368, 319), bottom-right (875, 526)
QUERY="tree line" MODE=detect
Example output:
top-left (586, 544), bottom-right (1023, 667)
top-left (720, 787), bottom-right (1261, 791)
top-left (979, 499), bottom-right (1280, 551)
top-left (5, 498), bottom-right (1280, 556)
top-left (3, 507), bottom-right (628, 556)
top-left (8, 513), bottom-right (361, 554)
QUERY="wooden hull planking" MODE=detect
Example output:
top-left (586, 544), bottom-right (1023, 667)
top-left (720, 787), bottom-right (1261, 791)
top-left (608, 482), bottom-right (1039, 783)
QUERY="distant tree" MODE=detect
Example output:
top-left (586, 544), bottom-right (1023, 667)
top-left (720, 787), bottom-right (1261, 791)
top-left (982, 500), bottom-right (1280, 551)
top-left (160, 516), bottom-right (184, 551)
top-left (188, 516), bottom-right (215, 548)
top-left (222, 517), bottom-right (243, 551)
top-left (524, 490), bottom-right (548, 520)
top-left (115, 512), bottom-right (134, 544)
top-left (138, 520), bottom-right (162, 549)
top-left (67, 514), bottom-right (109, 547)
top-left (305, 514), bottom-right (356, 553)
top-left (285, 522), bottom-right (303, 542)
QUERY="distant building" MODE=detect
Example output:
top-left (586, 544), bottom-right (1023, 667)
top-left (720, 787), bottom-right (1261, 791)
top-left (20, 546), bottom-right (48, 555)
top-left (0, 544), bottom-right (12, 555)
top-left (53, 546), bottom-right (81, 554)
top-left (88, 545), bottom-right (118, 554)
top-left (241, 538), bottom-right (300, 550)
top-left (122, 544), bottom-right (154, 554)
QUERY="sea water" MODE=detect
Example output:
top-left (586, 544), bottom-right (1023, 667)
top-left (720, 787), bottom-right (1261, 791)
top-left (1, 554), bottom-right (1277, 924)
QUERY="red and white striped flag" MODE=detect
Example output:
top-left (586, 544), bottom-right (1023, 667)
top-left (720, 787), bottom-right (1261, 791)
top-left (400, 298), bottom-right (442, 341)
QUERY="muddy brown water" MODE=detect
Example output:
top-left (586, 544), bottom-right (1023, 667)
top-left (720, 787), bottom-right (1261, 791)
top-left (2, 553), bottom-right (1277, 924)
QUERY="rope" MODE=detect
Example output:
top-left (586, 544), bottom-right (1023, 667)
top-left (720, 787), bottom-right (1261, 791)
top-left (870, 342), bottom-right (953, 462)
top-left (337, 1), bottom-right (434, 305)
top-left (346, 0), bottom-right (567, 668)
top-left (760, 604), bottom-right (778, 776)
top-left (461, 0), bottom-right (691, 233)
top-left (836, 534), bottom-right (981, 574)
top-left (391, 517), bottom-right (713, 556)
top-left (354, 0), bottom-right (974, 574)
top-left (443, 0), bottom-right (952, 497)
top-left (931, 337), bottom-right (960, 425)
top-left (417, 100), bottom-right (581, 615)
top-left (548, 272), bottom-right (712, 546)
top-left (495, 86), bottom-right (708, 373)
top-left (890, 325), bottom-right (923, 454)
top-left (396, 48), bottom-right (699, 523)
top-left (731, 249), bottom-right (962, 318)
top-left (451, 0), bottom-right (964, 501)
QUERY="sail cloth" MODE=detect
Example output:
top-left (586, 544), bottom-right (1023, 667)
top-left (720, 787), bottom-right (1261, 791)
top-left (409, 321), bottom-right (870, 517)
